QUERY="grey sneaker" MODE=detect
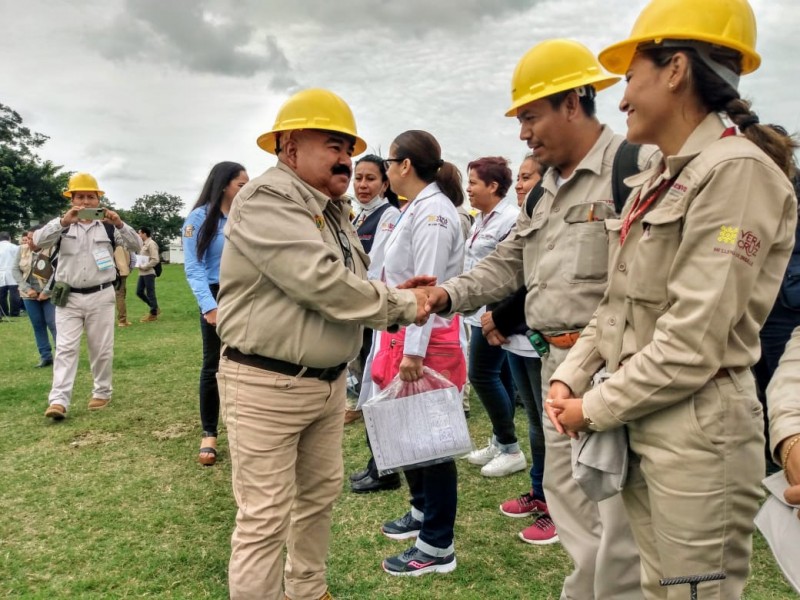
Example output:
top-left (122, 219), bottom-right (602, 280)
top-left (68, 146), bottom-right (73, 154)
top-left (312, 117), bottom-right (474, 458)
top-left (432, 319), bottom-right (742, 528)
top-left (381, 512), bottom-right (423, 540)
top-left (382, 546), bottom-right (456, 576)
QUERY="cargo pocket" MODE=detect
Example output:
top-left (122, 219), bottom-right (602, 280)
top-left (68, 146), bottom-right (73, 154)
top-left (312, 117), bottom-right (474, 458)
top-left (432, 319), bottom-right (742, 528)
top-left (563, 202), bottom-right (615, 283)
top-left (627, 207), bottom-right (683, 309)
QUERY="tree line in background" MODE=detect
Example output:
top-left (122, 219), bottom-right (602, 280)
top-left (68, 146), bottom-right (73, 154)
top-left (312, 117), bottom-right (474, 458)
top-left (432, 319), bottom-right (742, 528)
top-left (0, 102), bottom-right (183, 258)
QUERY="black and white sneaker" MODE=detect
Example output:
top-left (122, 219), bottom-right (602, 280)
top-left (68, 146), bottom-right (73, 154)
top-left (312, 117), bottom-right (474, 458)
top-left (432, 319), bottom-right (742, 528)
top-left (381, 511), bottom-right (422, 540)
top-left (382, 546), bottom-right (456, 576)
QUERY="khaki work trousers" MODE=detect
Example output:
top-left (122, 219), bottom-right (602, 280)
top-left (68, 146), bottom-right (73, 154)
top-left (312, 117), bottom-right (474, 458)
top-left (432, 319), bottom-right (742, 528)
top-left (623, 370), bottom-right (764, 599)
top-left (541, 346), bottom-right (642, 600)
top-left (49, 286), bottom-right (115, 408)
top-left (115, 275), bottom-right (128, 323)
top-left (218, 358), bottom-right (345, 600)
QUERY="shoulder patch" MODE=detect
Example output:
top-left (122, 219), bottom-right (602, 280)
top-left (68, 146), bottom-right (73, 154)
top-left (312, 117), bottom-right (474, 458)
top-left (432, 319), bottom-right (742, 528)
top-left (314, 215), bottom-right (325, 230)
top-left (184, 224), bottom-right (194, 238)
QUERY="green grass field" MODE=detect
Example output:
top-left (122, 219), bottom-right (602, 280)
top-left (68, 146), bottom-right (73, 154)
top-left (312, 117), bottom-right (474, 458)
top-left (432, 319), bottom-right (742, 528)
top-left (0, 265), bottom-right (796, 599)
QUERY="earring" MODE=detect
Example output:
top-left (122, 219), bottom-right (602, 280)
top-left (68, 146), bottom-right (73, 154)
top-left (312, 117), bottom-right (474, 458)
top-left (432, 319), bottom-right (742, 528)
top-left (668, 82), bottom-right (675, 90)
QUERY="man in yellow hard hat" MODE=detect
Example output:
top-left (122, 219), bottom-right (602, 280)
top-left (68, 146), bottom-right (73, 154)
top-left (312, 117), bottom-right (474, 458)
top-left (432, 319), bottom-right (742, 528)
top-left (215, 88), bottom-right (430, 600)
top-left (34, 172), bottom-right (142, 420)
top-left (414, 40), bottom-right (655, 599)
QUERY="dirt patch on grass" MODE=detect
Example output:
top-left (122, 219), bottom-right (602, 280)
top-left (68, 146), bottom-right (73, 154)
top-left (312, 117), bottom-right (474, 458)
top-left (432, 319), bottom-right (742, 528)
top-left (69, 431), bottom-right (120, 448)
top-left (152, 422), bottom-right (193, 440)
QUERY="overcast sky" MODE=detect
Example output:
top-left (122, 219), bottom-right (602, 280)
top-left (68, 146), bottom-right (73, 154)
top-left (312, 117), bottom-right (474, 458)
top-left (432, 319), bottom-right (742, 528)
top-left (2, 0), bottom-right (797, 212)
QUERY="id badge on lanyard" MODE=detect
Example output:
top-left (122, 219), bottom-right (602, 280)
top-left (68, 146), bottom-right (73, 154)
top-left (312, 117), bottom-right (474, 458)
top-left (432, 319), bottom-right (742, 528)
top-left (93, 247), bottom-right (114, 271)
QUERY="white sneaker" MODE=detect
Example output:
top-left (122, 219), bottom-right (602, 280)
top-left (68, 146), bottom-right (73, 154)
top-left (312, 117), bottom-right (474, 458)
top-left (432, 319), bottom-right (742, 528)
top-left (466, 439), bottom-right (501, 466)
top-left (481, 451), bottom-right (526, 477)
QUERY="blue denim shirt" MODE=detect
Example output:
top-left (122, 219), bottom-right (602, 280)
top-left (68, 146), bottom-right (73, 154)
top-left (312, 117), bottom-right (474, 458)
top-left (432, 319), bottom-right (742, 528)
top-left (182, 205), bottom-right (226, 314)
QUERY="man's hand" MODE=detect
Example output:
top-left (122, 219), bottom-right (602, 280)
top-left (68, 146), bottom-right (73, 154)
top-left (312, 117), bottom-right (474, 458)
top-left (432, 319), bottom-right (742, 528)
top-left (397, 275), bottom-right (437, 289)
top-left (480, 311), bottom-right (508, 346)
top-left (410, 288), bottom-right (431, 326)
top-left (399, 355), bottom-right (424, 382)
top-left (103, 208), bottom-right (125, 229)
top-left (203, 308), bottom-right (218, 326)
top-left (60, 206), bottom-right (83, 228)
top-left (424, 286), bottom-right (451, 315)
top-left (545, 381), bottom-right (577, 437)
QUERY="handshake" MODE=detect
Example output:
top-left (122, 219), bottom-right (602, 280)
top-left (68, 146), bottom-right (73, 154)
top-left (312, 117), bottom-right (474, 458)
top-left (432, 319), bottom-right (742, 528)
top-left (396, 276), bottom-right (450, 326)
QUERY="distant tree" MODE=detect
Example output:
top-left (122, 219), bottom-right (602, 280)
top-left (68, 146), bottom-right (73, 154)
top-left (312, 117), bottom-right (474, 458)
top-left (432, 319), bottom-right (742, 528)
top-left (0, 102), bottom-right (70, 235)
top-left (127, 192), bottom-right (184, 259)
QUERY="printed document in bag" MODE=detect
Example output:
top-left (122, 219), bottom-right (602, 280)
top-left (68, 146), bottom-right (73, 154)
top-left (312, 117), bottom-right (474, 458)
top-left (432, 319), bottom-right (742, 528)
top-left (364, 387), bottom-right (472, 472)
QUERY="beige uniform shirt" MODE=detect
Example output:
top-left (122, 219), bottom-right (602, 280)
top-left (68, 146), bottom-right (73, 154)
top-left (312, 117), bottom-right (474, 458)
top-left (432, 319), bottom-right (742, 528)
top-left (114, 246), bottom-right (131, 277)
top-left (216, 161), bottom-right (418, 368)
top-left (552, 113), bottom-right (798, 430)
top-left (139, 238), bottom-right (160, 275)
top-left (442, 126), bottom-right (651, 334)
top-left (34, 218), bottom-right (142, 288)
top-left (767, 325), bottom-right (800, 461)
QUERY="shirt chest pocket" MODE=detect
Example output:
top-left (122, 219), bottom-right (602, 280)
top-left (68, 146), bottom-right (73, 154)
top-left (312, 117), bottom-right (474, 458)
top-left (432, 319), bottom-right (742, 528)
top-left (562, 202), bottom-right (616, 283)
top-left (627, 208), bottom-right (683, 308)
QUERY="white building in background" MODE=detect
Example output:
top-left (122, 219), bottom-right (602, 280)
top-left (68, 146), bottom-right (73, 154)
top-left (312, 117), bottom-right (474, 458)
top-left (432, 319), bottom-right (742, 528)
top-left (163, 236), bottom-right (184, 264)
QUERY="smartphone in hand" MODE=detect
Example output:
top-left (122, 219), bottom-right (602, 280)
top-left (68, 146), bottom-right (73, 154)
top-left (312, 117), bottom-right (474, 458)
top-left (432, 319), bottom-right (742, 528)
top-left (76, 207), bottom-right (106, 220)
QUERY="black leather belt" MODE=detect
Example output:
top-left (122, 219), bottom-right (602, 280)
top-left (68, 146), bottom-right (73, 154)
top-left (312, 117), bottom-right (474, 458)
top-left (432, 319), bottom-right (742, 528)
top-left (71, 282), bottom-right (114, 294)
top-left (223, 347), bottom-right (347, 382)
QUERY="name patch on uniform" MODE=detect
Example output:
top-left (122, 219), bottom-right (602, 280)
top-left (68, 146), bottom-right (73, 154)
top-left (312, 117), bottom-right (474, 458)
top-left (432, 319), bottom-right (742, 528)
top-left (184, 224), bottom-right (194, 238)
top-left (713, 226), bottom-right (758, 266)
top-left (427, 215), bottom-right (449, 228)
top-left (314, 215), bottom-right (325, 230)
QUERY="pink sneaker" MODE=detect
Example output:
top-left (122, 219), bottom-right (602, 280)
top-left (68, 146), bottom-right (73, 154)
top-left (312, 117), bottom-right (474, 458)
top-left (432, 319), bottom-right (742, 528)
top-left (519, 514), bottom-right (559, 545)
top-left (499, 491), bottom-right (547, 518)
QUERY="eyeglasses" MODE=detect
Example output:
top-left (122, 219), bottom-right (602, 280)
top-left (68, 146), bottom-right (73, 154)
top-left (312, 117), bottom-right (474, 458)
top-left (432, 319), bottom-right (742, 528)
top-left (337, 229), bottom-right (355, 272)
top-left (383, 157), bottom-right (404, 170)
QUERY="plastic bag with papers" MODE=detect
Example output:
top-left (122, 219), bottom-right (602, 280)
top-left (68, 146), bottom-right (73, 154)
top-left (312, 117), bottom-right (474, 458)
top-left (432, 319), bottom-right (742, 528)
top-left (362, 367), bottom-right (472, 476)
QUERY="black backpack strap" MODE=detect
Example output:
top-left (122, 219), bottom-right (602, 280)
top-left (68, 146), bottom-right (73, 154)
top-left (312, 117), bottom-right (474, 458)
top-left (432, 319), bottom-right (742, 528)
top-left (611, 140), bottom-right (642, 213)
top-left (524, 180), bottom-right (545, 218)
top-left (103, 222), bottom-right (117, 250)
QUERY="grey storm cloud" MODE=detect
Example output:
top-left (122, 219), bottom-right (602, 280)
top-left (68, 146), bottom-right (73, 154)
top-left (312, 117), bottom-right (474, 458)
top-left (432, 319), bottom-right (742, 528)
top-left (91, 0), bottom-right (297, 87)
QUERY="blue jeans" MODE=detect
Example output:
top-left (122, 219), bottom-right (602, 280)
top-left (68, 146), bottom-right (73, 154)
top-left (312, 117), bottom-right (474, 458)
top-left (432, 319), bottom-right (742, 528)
top-left (136, 274), bottom-right (158, 315)
top-left (23, 297), bottom-right (56, 361)
top-left (405, 459), bottom-right (457, 553)
top-left (468, 325), bottom-right (517, 451)
top-left (506, 352), bottom-right (545, 499)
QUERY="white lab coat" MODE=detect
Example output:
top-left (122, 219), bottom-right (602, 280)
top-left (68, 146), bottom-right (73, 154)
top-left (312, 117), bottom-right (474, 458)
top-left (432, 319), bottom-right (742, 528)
top-left (358, 182), bottom-right (465, 405)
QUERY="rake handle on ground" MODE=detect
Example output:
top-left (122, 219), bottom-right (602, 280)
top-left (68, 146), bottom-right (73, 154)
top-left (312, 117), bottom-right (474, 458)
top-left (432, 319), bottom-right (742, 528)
top-left (659, 572), bottom-right (727, 600)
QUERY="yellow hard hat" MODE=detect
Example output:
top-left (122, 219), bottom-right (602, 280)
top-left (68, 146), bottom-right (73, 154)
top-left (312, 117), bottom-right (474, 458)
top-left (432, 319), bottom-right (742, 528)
top-left (63, 172), bottom-right (104, 198)
top-left (257, 88), bottom-right (367, 156)
top-left (599, 0), bottom-right (760, 75)
top-left (506, 39), bottom-right (620, 117)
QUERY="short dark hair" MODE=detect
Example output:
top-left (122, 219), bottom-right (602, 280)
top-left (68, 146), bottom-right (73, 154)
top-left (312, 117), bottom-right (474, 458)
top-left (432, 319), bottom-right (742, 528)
top-left (139, 226), bottom-right (152, 237)
top-left (0, 231), bottom-right (10, 241)
top-left (467, 156), bottom-right (513, 198)
top-left (546, 87), bottom-right (597, 117)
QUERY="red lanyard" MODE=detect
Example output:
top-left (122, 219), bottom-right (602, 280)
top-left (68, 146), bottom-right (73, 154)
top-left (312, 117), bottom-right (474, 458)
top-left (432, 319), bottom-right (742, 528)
top-left (619, 126), bottom-right (738, 246)
top-left (469, 211), bottom-right (496, 247)
top-left (618, 176), bottom-right (674, 245)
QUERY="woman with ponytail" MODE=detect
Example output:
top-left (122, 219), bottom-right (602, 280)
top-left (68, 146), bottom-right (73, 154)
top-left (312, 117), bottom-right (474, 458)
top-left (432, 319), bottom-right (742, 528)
top-left (547, 1), bottom-right (798, 597)
top-left (370, 130), bottom-right (465, 576)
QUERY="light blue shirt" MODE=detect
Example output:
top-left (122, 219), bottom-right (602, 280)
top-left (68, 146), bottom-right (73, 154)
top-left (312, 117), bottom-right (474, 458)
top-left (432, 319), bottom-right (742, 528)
top-left (182, 205), bottom-right (226, 314)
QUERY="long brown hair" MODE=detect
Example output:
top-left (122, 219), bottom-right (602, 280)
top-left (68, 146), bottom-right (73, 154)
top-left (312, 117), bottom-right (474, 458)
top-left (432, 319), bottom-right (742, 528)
top-left (640, 45), bottom-right (797, 177)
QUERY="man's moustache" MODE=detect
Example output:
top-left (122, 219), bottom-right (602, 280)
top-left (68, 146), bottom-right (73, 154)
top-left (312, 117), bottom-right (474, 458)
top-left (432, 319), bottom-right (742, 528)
top-left (332, 166), bottom-right (352, 177)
